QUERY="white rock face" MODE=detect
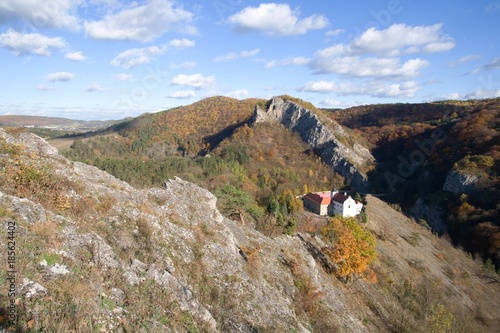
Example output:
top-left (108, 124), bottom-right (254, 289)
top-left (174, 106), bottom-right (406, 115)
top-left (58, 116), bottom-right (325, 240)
top-left (253, 97), bottom-right (375, 191)
top-left (20, 278), bottom-right (47, 299)
top-left (49, 263), bottom-right (70, 275)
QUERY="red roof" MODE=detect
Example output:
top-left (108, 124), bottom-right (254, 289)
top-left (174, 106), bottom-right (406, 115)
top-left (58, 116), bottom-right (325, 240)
top-left (304, 193), bottom-right (331, 205)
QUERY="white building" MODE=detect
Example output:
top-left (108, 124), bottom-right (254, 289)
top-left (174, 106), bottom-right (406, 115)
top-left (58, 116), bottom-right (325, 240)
top-left (303, 191), bottom-right (363, 217)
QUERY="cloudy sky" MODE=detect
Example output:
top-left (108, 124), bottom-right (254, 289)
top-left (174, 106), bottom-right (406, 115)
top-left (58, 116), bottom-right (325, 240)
top-left (0, 0), bottom-right (499, 120)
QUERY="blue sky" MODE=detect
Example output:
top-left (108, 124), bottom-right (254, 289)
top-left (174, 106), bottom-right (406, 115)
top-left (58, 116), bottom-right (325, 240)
top-left (0, 0), bottom-right (499, 120)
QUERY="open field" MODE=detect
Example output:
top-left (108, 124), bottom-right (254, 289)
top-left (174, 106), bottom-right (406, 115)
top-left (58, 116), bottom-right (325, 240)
top-left (47, 137), bottom-right (76, 151)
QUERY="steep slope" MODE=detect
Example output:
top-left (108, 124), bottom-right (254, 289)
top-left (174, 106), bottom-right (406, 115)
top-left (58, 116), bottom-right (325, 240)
top-left (253, 96), bottom-right (375, 191)
top-left (1, 129), bottom-right (498, 332)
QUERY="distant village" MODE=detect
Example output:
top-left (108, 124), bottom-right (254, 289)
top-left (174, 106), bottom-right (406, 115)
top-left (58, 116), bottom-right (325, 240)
top-left (303, 190), bottom-right (363, 218)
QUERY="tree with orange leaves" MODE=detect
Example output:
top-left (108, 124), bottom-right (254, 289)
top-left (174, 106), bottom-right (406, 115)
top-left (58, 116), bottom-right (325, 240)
top-left (322, 217), bottom-right (377, 283)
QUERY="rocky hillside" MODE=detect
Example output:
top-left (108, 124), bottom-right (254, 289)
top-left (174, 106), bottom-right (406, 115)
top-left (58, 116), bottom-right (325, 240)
top-left (328, 98), bottom-right (500, 267)
top-left (0, 129), bottom-right (499, 332)
top-left (253, 96), bottom-right (374, 192)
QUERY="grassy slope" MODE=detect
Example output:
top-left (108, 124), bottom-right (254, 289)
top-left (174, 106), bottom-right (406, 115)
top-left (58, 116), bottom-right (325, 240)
top-left (352, 195), bottom-right (500, 332)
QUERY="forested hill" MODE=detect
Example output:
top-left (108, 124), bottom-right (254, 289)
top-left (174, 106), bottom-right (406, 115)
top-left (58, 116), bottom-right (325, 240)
top-left (111, 96), bottom-right (264, 155)
top-left (328, 99), bottom-right (498, 129)
top-left (62, 96), bottom-right (348, 238)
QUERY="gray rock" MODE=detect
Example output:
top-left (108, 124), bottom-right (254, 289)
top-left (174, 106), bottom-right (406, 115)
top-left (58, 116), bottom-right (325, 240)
top-left (18, 132), bottom-right (59, 156)
top-left (443, 170), bottom-right (479, 195)
top-left (252, 97), bottom-right (374, 191)
top-left (20, 278), bottom-right (47, 299)
top-left (3, 128), bottom-right (495, 332)
top-left (49, 263), bottom-right (70, 275)
top-left (411, 198), bottom-right (447, 235)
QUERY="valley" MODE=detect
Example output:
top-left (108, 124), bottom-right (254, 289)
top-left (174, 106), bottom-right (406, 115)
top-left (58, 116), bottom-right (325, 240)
top-left (48, 95), bottom-right (499, 269)
top-left (0, 95), bottom-right (498, 332)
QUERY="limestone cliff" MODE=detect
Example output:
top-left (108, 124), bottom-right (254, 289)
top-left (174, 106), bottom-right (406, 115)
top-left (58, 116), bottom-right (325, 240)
top-left (252, 97), bottom-right (374, 191)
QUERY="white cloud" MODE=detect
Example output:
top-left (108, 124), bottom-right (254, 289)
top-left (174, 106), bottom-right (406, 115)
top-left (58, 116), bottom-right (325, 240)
top-left (36, 84), bottom-right (57, 92)
top-left (44, 71), bottom-right (75, 82)
top-left (326, 29), bottom-right (344, 37)
top-left (170, 61), bottom-right (197, 70)
top-left (169, 38), bottom-right (195, 49)
top-left (171, 74), bottom-right (215, 89)
top-left (214, 53), bottom-right (237, 62)
top-left (310, 23), bottom-right (453, 79)
top-left (110, 45), bottom-right (168, 69)
top-left (466, 89), bottom-right (500, 99)
top-left (84, 0), bottom-right (196, 42)
top-left (442, 92), bottom-right (464, 100)
top-left (214, 48), bottom-right (260, 62)
top-left (85, 83), bottom-right (111, 92)
top-left (311, 56), bottom-right (429, 78)
top-left (0, 0), bottom-right (80, 30)
top-left (228, 3), bottom-right (328, 36)
top-left (114, 73), bottom-right (133, 81)
top-left (168, 90), bottom-right (196, 99)
top-left (0, 29), bottom-right (65, 56)
top-left (266, 57), bottom-right (310, 68)
top-left (448, 54), bottom-right (481, 67)
top-left (88, 0), bottom-right (119, 6)
top-left (65, 51), bottom-right (87, 61)
top-left (319, 98), bottom-right (353, 108)
top-left (350, 24), bottom-right (455, 56)
top-left (465, 57), bottom-right (500, 76)
top-left (240, 48), bottom-right (261, 58)
top-left (299, 80), bottom-right (421, 98)
top-left (225, 89), bottom-right (249, 99)
top-left (444, 89), bottom-right (500, 100)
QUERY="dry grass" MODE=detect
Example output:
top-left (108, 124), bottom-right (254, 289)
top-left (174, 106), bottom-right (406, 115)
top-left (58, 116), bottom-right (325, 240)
top-left (239, 244), bottom-right (263, 277)
top-left (356, 195), bottom-right (500, 333)
top-left (279, 248), bottom-right (340, 332)
top-left (29, 221), bottom-right (62, 246)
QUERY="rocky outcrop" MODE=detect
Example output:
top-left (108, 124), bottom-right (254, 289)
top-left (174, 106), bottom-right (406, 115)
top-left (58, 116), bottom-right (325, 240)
top-left (252, 97), bottom-right (374, 191)
top-left (443, 170), bottom-right (479, 195)
top-left (0, 129), bottom-right (365, 332)
top-left (410, 198), bottom-right (448, 235)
